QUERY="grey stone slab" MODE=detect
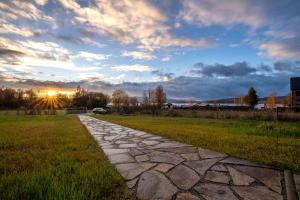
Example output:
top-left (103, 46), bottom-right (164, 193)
top-left (149, 151), bottom-right (184, 165)
top-left (108, 153), bottom-right (135, 164)
top-left (167, 164), bottom-right (200, 190)
top-left (227, 165), bottom-right (255, 186)
top-left (126, 178), bottom-right (138, 189)
top-left (119, 143), bottom-right (138, 148)
top-left (181, 153), bottom-right (199, 161)
top-left (211, 164), bottom-right (227, 172)
top-left (128, 148), bottom-right (144, 156)
top-left (205, 171), bottom-right (230, 184)
top-left (104, 135), bottom-right (119, 141)
top-left (115, 162), bottom-right (156, 180)
top-left (232, 186), bottom-right (283, 200)
top-left (142, 140), bottom-right (160, 146)
top-left (233, 165), bottom-right (282, 193)
top-left (103, 148), bottom-right (128, 155)
top-left (194, 183), bottom-right (238, 200)
top-left (158, 146), bottom-right (198, 154)
top-left (154, 163), bottom-right (174, 173)
top-left (152, 142), bottom-right (189, 149)
top-left (220, 157), bottom-right (269, 168)
top-left (198, 148), bottom-right (227, 159)
top-left (184, 158), bottom-right (222, 175)
top-left (135, 154), bottom-right (149, 162)
top-left (176, 192), bottom-right (200, 200)
top-left (137, 170), bottom-right (178, 200)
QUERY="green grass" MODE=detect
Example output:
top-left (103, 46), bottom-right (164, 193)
top-left (0, 114), bottom-right (133, 200)
top-left (94, 114), bottom-right (300, 171)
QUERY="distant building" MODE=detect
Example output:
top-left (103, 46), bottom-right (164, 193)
top-left (291, 77), bottom-right (300, 108)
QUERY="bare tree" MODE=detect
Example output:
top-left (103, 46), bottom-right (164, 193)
top-left (266, 91), bottom-right (277, 109)
top-left (112, 89), bottom-right (129, 112)
top-left (154, 85), bottom-right (166, 108)
top-left (143, 89), bottom-right (154, 105)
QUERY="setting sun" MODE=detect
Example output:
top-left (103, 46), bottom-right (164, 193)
top-left (47, 90), bottom-right (57, 97)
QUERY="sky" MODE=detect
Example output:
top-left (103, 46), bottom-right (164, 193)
top-left (0, 0), bottom-right (300, 100)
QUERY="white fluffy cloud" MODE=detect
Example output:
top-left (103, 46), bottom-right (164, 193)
top-left (112, 64), bottom-right (153, 72)
top-left (121, 51), bottom-right (154, 60)
top-left (179, 0), bottom-right (266, 29)
top-left (57, 0), bottom-right (213, 51)
top-left (73, 51), bottom-right (110, 61)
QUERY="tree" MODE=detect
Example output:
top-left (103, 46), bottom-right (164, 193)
top-left (142, 89), bottom-right (154, 105)
top-left (235, 94), bottom-right (245, 105)
top-left (244, 87), bottom-right (259, 108)
top-left (266, 92), bottom-right (277, 109)
top-left (111, 89), bottom-right (129, 112)
top-left (283, 93), bottom-right (292, 108)
top-left (154, 85), bottom-right (166, 108)
top-left (72, 86), bottom-right (88, 107)
top-left (130, 97), bottom-right (139, 107)
top-left (87, 92), bottom-right (109, 109)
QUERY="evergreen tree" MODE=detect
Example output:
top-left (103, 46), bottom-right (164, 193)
top-left (244, 87), bottom-right (259, 108)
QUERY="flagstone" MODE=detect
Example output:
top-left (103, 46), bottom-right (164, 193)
top-left (205, 171), bottom-right (230, 184)
top-left (194, 183), bottom-right (238, 200)
top-left (198, 148), bottom-right (227, 159)
top-left (232, 165), bottom-right (282, 193)
top-left (149, 151), bottom-right (184, 165)
top-left (176, 192), bottom-right (200, 200)
top-left (184, 158), bottom-right (222, 175)
top-left (137, 170), bottom-right (178, 200)
top-left (167, 164), bottom-right (200, 190)
top-left (115, 162), bottom-right (156, 180)
top-left (232, 186), bottom-right (283, 200)
top-left (211, 164), bottom-right (227, 172)
top-left (108, 153), bottom-right (135, 164)
top-left (227, 165), bottom-right (255, 186)
top-left (154, 163), bottom-right (174, 173)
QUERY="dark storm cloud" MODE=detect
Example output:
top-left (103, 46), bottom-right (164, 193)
top-left (191, 62), bottom-right (257, 77)
top-left (273, 60), bottom-right (300, 72)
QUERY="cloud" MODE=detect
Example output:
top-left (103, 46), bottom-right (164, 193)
top-left (152, 70), bottom-right (174, 81)
top-left (273, 60), bottom-right (300, 72)
top-left (259, 37), bottom-right (300, 59)
top-left (179, 0), bottom-right (266, 29)
top-left (35, 0), bottom-right (48, 6)
top-left (0, 48), bottom-right (25, 58)
top-left (112, 64), bottom-right (153, 72)
top-left (57, 0), bottom-right (214, 51)
top-left (121, 51), bottom-right (154, 60)
top-left (73, 51), bottom-right (110, 62)
top-left (190, 62), bottom-right (257, 77)
top-left (0, 22), bottom-right (39, 37)
top-left (0, 1), bottom-right (55, 23)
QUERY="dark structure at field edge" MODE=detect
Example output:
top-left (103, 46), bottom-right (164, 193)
top-left (291, 77), bottom-right (300, 108)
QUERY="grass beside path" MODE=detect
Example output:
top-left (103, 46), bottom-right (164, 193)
top-left (94, 114), bottom-right (300, 171)
top-left (0, 114), bottom-right (133, 200)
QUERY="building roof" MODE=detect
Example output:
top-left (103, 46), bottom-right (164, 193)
top-left (291, 77), bottom-right (300, 90)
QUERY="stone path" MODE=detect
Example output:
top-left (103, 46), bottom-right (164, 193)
top-left (79, 115), bottom-right (299, 200)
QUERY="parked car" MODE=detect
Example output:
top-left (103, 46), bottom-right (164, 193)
top-left (92, 108), bottom-right (107, 114)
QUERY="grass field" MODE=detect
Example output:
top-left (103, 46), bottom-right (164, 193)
top-left (0, 114), bottom-right (133, 200)
top-left (94, 114), bottom-right (300, 171)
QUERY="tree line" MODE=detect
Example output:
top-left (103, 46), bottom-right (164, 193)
top-left (0, 85), bottom-right (167, 114)
top-left (235, 87), bottom-right (292, 108)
